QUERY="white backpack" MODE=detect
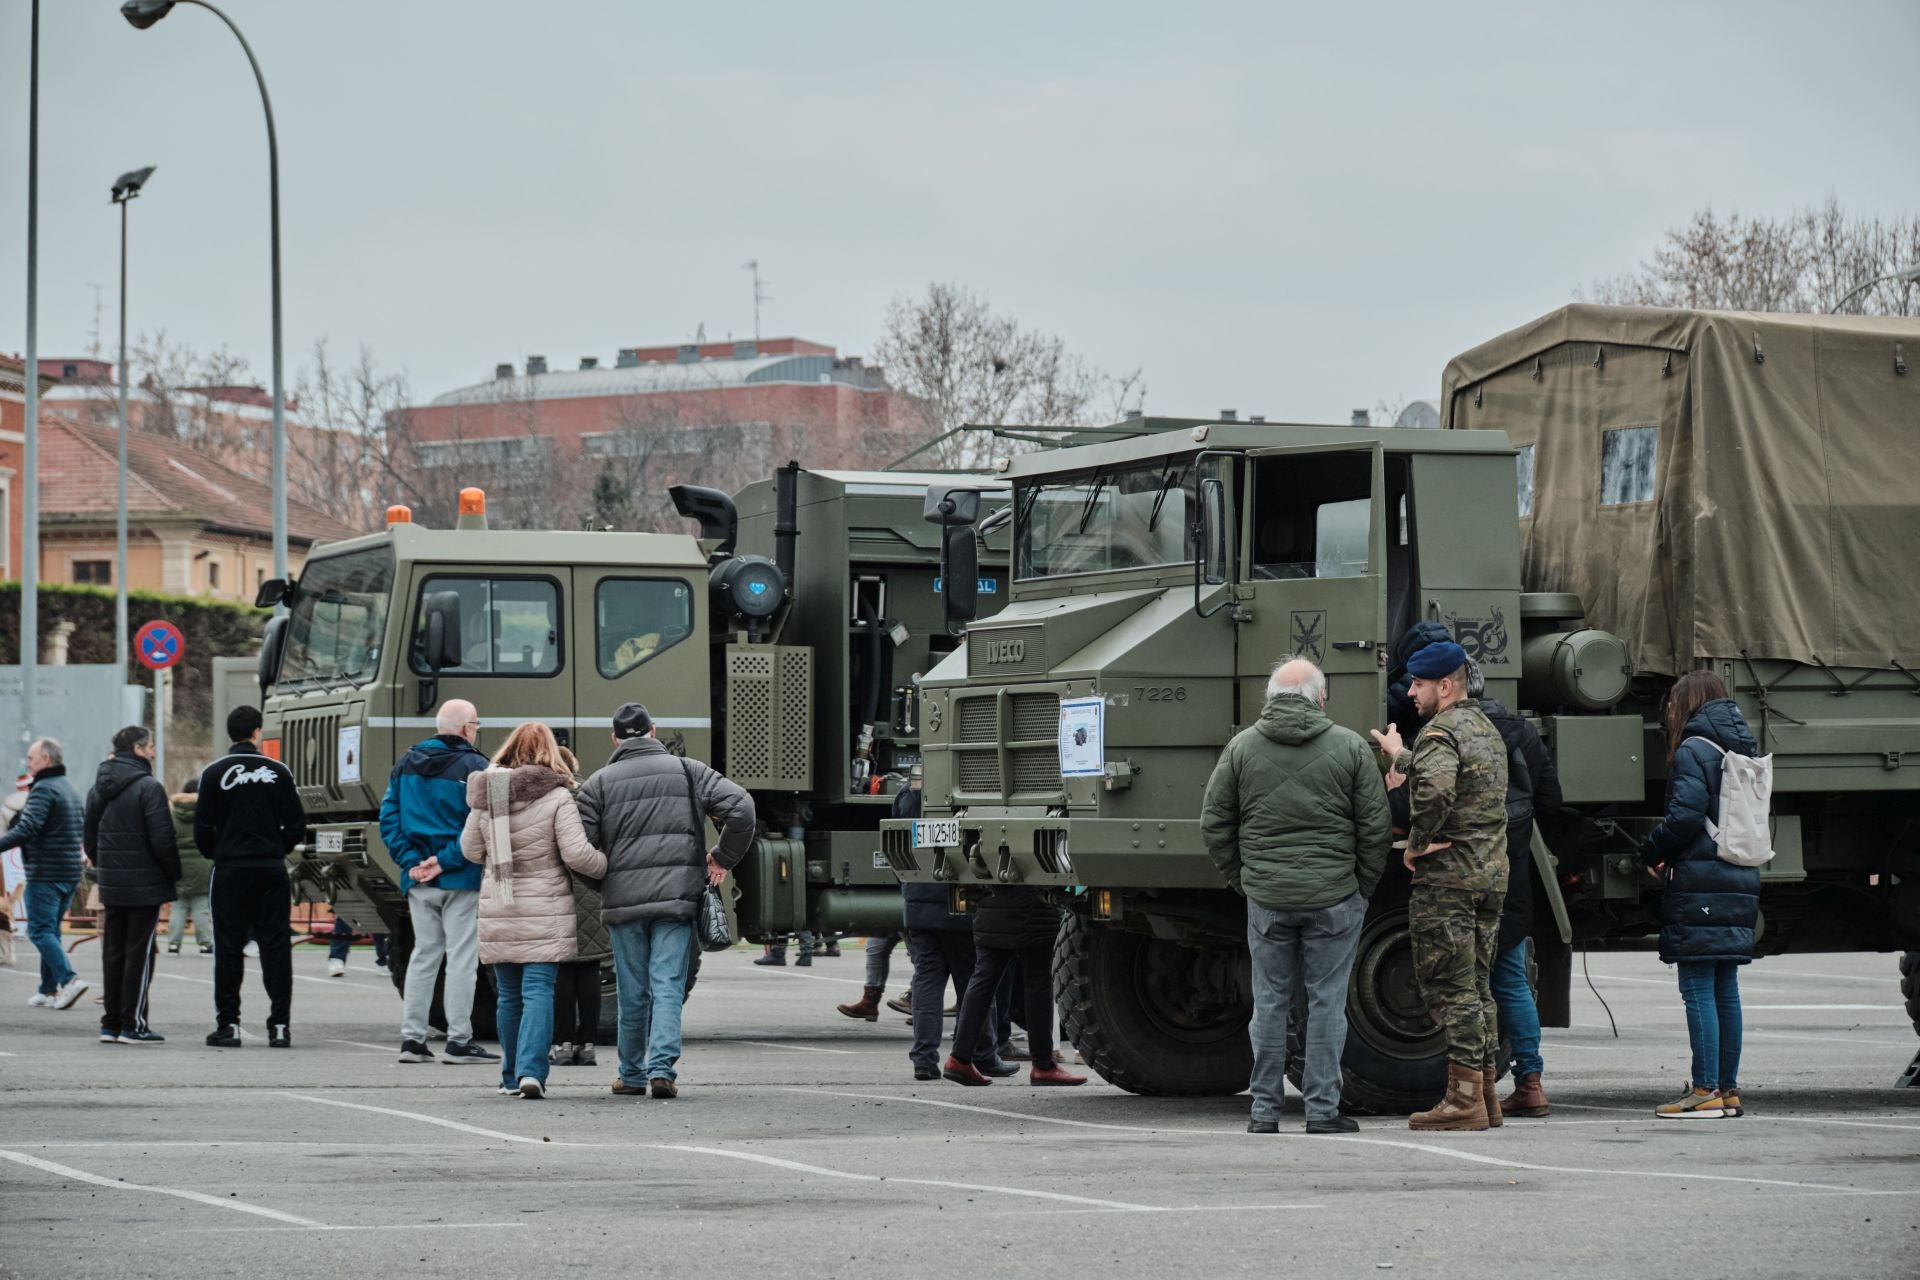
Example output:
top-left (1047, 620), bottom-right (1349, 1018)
top-left (1683, 737), bottom-right (1774, 868)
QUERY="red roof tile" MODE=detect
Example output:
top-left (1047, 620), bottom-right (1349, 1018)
top-left (40, 420), bottom-right (362, 544)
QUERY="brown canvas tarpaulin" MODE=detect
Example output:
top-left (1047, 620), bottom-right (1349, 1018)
top-left (1441, 304), bottom-right (1920, 676)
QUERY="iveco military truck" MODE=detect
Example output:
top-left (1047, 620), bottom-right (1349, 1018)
top-left (253, 465), bottom-right (1007, 1038)
top-left (881, 304), bottom-right (1920, 1109)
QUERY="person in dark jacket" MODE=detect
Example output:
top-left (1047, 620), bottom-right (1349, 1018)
top-left (195, 705), bottom-right (305, 1049)
top-left (380, 699), bottom-right (498, 1066)
top-left (1202, 657), bottom-right (1391, 1134)
top-left (1384, 621), bottom-right (1453, 832)
top-left (944, 885), bottom-right (1084, 1087)
top-left (550, 747), bottom-right (608, 1068)
top-left (577, 702), bottom-right (756, 1099)
top-left (3, 738), bottom-right (92, 1010)
top-left (1642, 672), bottom-right (1762, 1120)
top-left (166, 779), bottom-right (214, 955)
top-left (83, 726), bottom-right (182, 1044)
top-left (1467, 661), bottom-right (1563, 1117)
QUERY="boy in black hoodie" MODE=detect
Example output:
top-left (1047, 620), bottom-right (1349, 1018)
top-left (195, 706), bottom-right (305, 1049)
top-left (82, 725), bottom-right (181, 1043)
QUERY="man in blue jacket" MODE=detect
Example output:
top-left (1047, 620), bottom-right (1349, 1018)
top-left (2, 739), bottom-right (91, 1010)
top-left (381, 699), bottom-right (498, 1065)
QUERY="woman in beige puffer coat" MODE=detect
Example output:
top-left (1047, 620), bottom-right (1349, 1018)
top-left (459, 722), bottom-right (606, 1099)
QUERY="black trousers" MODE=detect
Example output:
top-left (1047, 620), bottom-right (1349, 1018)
top-left (954, 941), bottom-right (1056, 1069)
top-left (101, 904), bottom-right (161, 1036)
top-left (211, 865), bottom-right (292, 1028)
top-left (553, 961), bottom-right (601, 1044)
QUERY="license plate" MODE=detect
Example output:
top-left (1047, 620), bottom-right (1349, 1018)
top-left (315, 831), bottom-right (344, 854)
top-left (913, 819), bottom-right (960, 849)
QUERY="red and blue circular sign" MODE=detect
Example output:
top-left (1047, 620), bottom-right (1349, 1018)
top-left (134, 620), bottom-right (185, 671)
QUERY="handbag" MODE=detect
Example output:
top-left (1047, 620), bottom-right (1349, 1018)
top-left (684, 759), bottom-right (733, 952)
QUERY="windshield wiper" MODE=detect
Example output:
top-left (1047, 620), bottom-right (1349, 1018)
top-left (1077, 470), bottom-right (1109, 535)
top-left (1147, 460), bottom-right (1183, 532)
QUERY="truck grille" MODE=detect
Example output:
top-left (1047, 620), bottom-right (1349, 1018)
top-left (281, 711), bottom-right (341, 795)
top-left (948, 691), bottom-right (1062, 801)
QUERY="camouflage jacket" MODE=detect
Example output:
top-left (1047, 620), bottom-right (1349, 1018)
top-left (1393, 700), bottom-right (1510, 894)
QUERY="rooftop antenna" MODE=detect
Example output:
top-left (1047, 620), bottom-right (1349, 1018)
top-left (742, 258), bottom-right (771, 341)
top-left (86, 282), bottom-right (105, 357)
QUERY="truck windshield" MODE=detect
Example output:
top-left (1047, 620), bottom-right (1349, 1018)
top-left (1015, 457), bottom-right (1197, 579)
top-left (279, 546), bottom-right (395, 686)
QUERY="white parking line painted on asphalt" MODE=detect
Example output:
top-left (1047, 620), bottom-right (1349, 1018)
top-left (1742, 969), bottom-right (1901, 985)
top-left (705, 966), bottom-right (870, 987)
top-left (738, 1040), bottom-right (859, 1055)
top-left (791, 1089), bottom-right (1915, 1197)
top-left (0, 1148), bottom-right (323, 1226)
top-left (1550, 1101), bottom-right (1920, 1132)
top-left (327, 1039), bottom-right (402, 1054)
top-left (280, 1093), bottom-right (595, 1145)
top-left (163, 1222), bottom-right (531, 1234)
top-left (1741, 1004), bottom-right (1904, 1011)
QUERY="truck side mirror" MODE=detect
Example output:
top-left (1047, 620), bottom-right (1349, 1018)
top-left (1193, 474), bottom-right (1231, 618)
top-left (925, 485), bottom-right (984, 634)
top-left (416, 591), bottom-right (464, 714)
top-left (254, 576), bottom-right (294, 610)
top-left (257, 614), bottom-right (288, 699)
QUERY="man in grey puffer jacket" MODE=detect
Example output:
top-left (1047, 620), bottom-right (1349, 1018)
top-left (577, 703), bottom-right (756, 1099)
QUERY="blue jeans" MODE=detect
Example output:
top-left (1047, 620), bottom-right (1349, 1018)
top-left (25, 881), bottom-right (78, 994)
top-left (610, 918), bottom-right (694, 1084)
top-left (493, 962), bottom-right (558, 1089)
top-left (1676, 960), bottom-right (1743, 1090)
top-left (1246, 892), bottom-right (1367, 1124)
top-left (1490, 941), bottom-right (1543, 1076)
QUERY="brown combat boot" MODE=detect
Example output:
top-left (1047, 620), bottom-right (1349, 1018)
top-left (836, 986), bottom-right (883, 1022)
top-left (1409, 1063), bottom-right (1490, 1132)
top-left (1503, 1071), bottom-right (1550, 1117)
top-left (1482, 1065), bottom-right (1503, 1127)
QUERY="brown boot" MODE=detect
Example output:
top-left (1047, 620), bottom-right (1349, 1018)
top-left (1481, 1065), bottom-right (1503, 1127)
top-left (1503, 1071), bottom-right (1550, 1117)
top-left (836, 986), bottom-right (883, 1022)
top-left (1409, 1063), bottom-right (1490, 1132)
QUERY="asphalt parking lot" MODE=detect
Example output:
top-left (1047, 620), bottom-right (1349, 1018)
top-left (2, 937), bottom-right (1916, 1279)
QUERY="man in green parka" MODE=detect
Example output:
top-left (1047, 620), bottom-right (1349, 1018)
top-left (166, 779), bottom-right (213, 955)
top-left (1202, 656), bottom-right (1392, 1135)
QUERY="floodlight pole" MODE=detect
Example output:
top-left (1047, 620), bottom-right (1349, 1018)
top-left (19, 0), bottom-right (41, 770)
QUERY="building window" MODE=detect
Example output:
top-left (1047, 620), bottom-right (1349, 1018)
top-left (1600, 426), bottom-right (1657, 506)
top-left (73, 560), bottom-right (112, 585)
top-left (595, 578), bottom-right (694, 677)
top-left (1516, 444), bottom-right (1536, 518)
top-left (257, 567), bottom-right (266, 589)
top-left (410, 575), bottom-right (563, 677)
top-left (208, 561), bottom-right (222, 591)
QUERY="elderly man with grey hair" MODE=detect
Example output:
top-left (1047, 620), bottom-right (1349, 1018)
top-left (1202, 656), bottom-right (1392, 1134)
top-left (3, 738), bottom-right (92, 1010)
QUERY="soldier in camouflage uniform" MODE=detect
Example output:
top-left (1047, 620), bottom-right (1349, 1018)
top-left (1371, 640), bottom-right (1509, 1131)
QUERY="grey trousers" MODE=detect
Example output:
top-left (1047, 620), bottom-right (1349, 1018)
top-left (864, 931), bottom-right (902, 988)
top-left (401, 886), bottom-right (480, 1045)
top-left (167, 892), bottom-right (212, 949)
top-left (1247, 892), bottom-right (1367, 1123)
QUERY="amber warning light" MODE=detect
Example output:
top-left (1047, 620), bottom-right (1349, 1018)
top-left (456, 487), bottom-right (489, 530)
top-left (386, 504), bottom-right (413, 526)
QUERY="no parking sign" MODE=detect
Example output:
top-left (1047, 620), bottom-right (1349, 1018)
top-left (134, 620), bottom-right (185, 671)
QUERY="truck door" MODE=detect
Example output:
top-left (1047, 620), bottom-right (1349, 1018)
top-left (1239, 443), bottom-right (1387, 734)
top-left (401, 567), bottom-right (571, 760)
top-left (571, 569), bottom-right (710, 772)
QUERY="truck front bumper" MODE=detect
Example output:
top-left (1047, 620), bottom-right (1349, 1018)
top-left (879, 814), bottom-right (1228, 890)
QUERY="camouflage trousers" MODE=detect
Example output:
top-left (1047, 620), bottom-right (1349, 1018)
top-left (1409, 885), bottom-right (1502, 1069)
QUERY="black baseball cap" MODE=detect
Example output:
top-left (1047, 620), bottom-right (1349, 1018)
top-left (613, 702), bottom-right (654, 739)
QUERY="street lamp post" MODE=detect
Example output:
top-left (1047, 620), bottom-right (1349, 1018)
top-left (111, 166), bottom-right (157, 696)
top-left (121, 0), bottom-right (287, 590)
top-left (1831, 263), bottom-right (1920, 315)
top-left (19, 0), bottom-right (41, 770)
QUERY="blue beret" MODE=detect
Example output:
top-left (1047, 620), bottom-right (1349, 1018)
top-left (1405, 640), bottom-right (1468, 680)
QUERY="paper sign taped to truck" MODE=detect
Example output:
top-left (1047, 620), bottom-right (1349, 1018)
top-left (1058, 697), bottom-right (1105, 777)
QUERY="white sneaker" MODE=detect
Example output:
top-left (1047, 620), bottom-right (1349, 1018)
top-left (327, 958), bottom-right (346, 977)
top-left (52, 979), bottom-right (90, 1010)
top-left (518, 1076), bottom-right (545, 1100)
top-left (244, 941), bottom-right (260, 958)
top-left (27, 992), bottom-right (51, 1007)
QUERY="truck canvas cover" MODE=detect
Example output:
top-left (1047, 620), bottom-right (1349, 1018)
top-left (1441, 304), bottom-right (1920, 676)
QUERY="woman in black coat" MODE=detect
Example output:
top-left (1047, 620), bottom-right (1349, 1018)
top-left (1641, 671), bottom-right (1762, 1120)
top-left (943, 886), bottom-right (1085, 1086)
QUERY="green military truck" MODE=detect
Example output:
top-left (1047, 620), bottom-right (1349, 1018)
top-left (881, 305), bottom-right (1920, 1109)
top-left (253, 465), bottom-right (1007, 1038)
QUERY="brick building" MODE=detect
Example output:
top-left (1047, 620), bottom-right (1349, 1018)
top-left (0, 355), bottom-right (35, 581)
top-left (402, 338), bottom-right (926, 521)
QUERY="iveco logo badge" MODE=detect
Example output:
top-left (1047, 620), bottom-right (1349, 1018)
top-left (985, 638), bottom-right (1026, 664)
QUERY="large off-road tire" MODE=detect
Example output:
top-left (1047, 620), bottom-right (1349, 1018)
top-left (1053, 915), bottom-right (1253, 1096)
top-left (1293, 899), bottom-right (1511, 1115)
top-left (1901, 952), bottom-right (1920, 1036)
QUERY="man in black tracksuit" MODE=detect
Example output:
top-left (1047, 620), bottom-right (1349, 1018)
top-left (195, 705), bottom-right (305, 1048)
top-left (82, 725), bottom-right (181, 1044)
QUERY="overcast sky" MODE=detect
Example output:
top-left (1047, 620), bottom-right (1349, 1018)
top-left (5, 0), bottom-right (1917, 426)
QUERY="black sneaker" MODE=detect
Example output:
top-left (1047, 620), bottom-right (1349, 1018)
top-left (443, 1040), bottom-right (500, 1065)
top-left (397, 1040), bottom-right (435, 1063)
top-left (119, 1029), bottom-right (166, 1044)
top-left (1306, 1116), bottom-right (1359, 1135)
top-left (913, 1065), bottom-right (940, 1082)
top-left (753, 953), bottom-right (786, 967)
top-left (268, 1024), bottom-right (291, 1049)
top-left (1247, 1118), bottom-right (1280, 1134)
top-left (206, 1024), bottom-right (242, 1048)
top-left (794, 955), bottom-right (812, 968)
top-left (100, 1028), bottom-right (121, 1044)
